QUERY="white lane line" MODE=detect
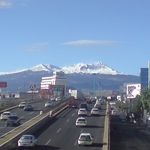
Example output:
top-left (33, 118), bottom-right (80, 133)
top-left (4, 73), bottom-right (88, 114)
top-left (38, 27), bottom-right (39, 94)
top-left (30, 112), bottom-right (34, 114)
top-left (74, 140), bottom-right (77, 146)
top-left (72, 113), bottom-right (74, 116)
top-left (66, 119), bottom-right (70, 122)
top-left (57, 128), bottom-right (61, 133)
top-left (80, 129), bottom-right (83, 133)
top-left (46, 139), bottom-right (51, 145)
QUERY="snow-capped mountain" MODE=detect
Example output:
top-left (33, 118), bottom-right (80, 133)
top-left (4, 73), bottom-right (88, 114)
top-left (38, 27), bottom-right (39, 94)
top-left (60, 62), bottom-right (123, 75)
top-left (0, 62), bottom-right (122, 75)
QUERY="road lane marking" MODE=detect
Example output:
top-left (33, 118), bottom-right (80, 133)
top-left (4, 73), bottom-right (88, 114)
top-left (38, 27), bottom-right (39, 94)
top-left (80, 129), bottom-right (83, 133)
top-left (74, 140), bottom-right (77, 146)
top-left (72, 113), bottom-right (74, 116)
top-left (46, 139), bottom-right (51, 145)
top-left (57, 128), bottom-right (61, 133)
top-left (30, 112), bottom-right (34, 114)
top-left (66, 119), bottom-right (70, 122)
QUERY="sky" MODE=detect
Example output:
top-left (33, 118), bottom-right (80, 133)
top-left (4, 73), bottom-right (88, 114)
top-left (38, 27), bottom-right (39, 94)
top-left (0, 0), bottom-right (150, 76)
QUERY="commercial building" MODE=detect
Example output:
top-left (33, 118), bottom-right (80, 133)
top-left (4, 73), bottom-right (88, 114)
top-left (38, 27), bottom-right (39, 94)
top-left (140, 68), bottom-right (148, 89)
top-left (39, 71), bottom-right (66, 99)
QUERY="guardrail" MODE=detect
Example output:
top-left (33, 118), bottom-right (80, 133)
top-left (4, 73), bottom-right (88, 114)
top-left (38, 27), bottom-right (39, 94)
top-left (0, 100), bottom-right (68, 150)
top-left (102, 101), bottom-right (110, 150)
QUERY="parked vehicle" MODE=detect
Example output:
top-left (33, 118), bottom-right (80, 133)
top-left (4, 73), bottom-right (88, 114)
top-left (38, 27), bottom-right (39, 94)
top-left (18, 134), bottom-right (38, 149)
top-left (78, 133), bottom-right (93, 146)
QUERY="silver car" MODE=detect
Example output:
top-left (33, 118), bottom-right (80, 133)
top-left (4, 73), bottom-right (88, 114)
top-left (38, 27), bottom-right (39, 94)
top-left (18, 134), bottom-right (38, 149)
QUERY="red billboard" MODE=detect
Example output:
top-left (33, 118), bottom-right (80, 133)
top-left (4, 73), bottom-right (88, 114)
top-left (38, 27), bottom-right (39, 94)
top-left (0, 82), bottom-right (7, 88)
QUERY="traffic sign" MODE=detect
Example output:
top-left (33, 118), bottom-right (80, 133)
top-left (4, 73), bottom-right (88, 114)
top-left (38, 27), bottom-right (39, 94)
top-left (0, 82), bottom-right (7, 88)
top-left (29, 84), bottom-right (36, 90)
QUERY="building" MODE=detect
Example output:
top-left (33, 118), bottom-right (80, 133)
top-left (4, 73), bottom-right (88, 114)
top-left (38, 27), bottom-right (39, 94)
top-left (40, 71), bottom-right (66, 99)
top-left (140, 68), bottom-right (148, 89)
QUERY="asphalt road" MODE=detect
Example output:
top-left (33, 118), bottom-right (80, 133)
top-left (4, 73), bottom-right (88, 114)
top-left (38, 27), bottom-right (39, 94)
top-left (110, 115), bottom-right (150, 150)
top-left (14, 101), bottom-right (106, 150)
top-left (0, 100), bottom-right (55, 137)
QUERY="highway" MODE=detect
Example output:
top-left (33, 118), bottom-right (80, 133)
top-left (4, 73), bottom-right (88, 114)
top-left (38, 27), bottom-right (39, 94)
top-left (0, 100), bottom-right (49, 137)
top-left (13, 102), bottom-right (106, 150)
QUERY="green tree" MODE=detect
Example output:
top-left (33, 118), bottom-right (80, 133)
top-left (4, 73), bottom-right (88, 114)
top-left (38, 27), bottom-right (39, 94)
top-left (140, 87), bottom-right (150, 110)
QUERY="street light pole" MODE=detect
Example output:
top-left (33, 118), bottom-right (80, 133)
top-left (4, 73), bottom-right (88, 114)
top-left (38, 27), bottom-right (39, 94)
top-left (92, 73), bottom-right (96, 97)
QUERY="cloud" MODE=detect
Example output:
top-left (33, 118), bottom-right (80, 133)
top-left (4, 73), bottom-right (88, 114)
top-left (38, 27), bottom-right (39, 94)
top-left (24, 43), bottom-right (49, 52)
top-left (62, 40), bottom-right (117, 46)
top-left (0, 0), bottom-right (13, 7)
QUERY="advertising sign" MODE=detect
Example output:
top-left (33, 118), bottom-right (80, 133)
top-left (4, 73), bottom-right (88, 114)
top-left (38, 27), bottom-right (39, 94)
top-left (0, 82), bottom-right (7, 88)
top-left (126, 84), bottom-right (141, 98)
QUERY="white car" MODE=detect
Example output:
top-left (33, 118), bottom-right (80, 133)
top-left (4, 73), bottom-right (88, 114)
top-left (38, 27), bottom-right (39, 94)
top-left (0, 111), bottom-right (13, 120)
top-left (18, 102), bottom-right (27, 108)
top-left (94, 103), bottom-right (101, 109)
top-left (91, 108), bottom-right (100, 115)
top-left (18, 134), bottom-right (38, 149)
top-left (78, 133), bottom-right (93, 146)
top-left (76, 117), bottom-right (87, 127)
top-left (78, 108), bottom-right (88, 116)
top-left (45, 101), bottom-right (53, 107)
top-left (56, 97), bottom-right (61, 101)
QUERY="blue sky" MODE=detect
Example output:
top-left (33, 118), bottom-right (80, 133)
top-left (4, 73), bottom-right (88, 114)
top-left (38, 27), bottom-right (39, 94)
top-left (0, 0), bottom-right (150, 75)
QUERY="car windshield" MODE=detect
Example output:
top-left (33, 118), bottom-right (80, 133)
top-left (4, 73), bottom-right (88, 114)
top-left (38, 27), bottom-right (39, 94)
top-left (21, 136), bottom-right (32, 140)
top-left (78, 119), bottom-right (85, 122)
top-left (80, 135), bottom-right (91, 141)
top-left (8, 116), bottom-right (18, 120)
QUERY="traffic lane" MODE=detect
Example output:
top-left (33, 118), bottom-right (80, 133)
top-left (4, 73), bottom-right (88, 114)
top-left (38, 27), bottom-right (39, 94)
top-left (32, 105), bottom-right (105, 150)
top-left (0, 101), bottom-right (51, 136)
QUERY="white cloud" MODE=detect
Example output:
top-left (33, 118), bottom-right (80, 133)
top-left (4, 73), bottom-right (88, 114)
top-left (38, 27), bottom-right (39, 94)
top-left (24, 43), bottom-right (49, 52)
top-left (0, 0), bottom-right (12, 7)
top-left (62, 40), bottom-right (117, 46)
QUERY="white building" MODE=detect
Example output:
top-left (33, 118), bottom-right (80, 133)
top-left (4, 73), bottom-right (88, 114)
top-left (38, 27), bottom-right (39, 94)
top-left (40, 71), bottom-right (66, 98)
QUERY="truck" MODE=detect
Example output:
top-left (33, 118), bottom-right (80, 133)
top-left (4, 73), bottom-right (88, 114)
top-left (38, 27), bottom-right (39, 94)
top-left (69, 90), bottom-right (84, 100)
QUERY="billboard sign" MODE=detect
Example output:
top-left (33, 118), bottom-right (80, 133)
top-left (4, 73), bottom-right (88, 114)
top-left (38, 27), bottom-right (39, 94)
top-left (0, 82), bottom-right (7, 88)
top-left (126, 84), bottom-right (141, 98)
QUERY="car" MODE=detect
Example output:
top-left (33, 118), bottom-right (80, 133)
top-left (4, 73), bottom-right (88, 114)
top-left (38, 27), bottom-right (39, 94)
top-left (24, 104), bottom-right (34, 111)
top-left (0, 111), bottom-right (13, 120)
top-left (6, 115), bottom-right (21, 127)
top-left (18, 134), bottom-right (38, 149)
top-left (79, 103), bottom-right (88, 110)
top-left (78, 133), bottom-right (93, 146)
top-left (91, 108), bottom-right (100, 116)
top-left (68, 100), bottom-right (77, 108)
top-left (56, 97), bottom-right (61, 101)
top-left (78, 108), bottom-right (88, 116)
top-left (45, 101), bottom-right (53, 107)
top-left (18, 102), bottom-right (27, 108)
top-left (94, 103), bottom-right (101, 109)
top-left (76, 117), bottom-right (87, 127)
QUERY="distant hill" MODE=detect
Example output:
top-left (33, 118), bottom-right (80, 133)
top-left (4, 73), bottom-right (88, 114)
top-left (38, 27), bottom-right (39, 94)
top-left (0, 62), bottom-right (140, 93)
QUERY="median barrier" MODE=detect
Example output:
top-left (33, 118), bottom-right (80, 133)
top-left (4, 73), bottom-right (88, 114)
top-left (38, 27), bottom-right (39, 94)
top-left (0, 100), bottom-right (69, 150)
top-left (102, 102), bottom-right (110, 150)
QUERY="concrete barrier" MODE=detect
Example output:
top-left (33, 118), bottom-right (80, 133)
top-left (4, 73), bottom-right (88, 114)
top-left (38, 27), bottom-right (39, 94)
top-left (102, 102), bottom-right (110, 150)
top-left (0, 100), bottom-right (69, 150)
